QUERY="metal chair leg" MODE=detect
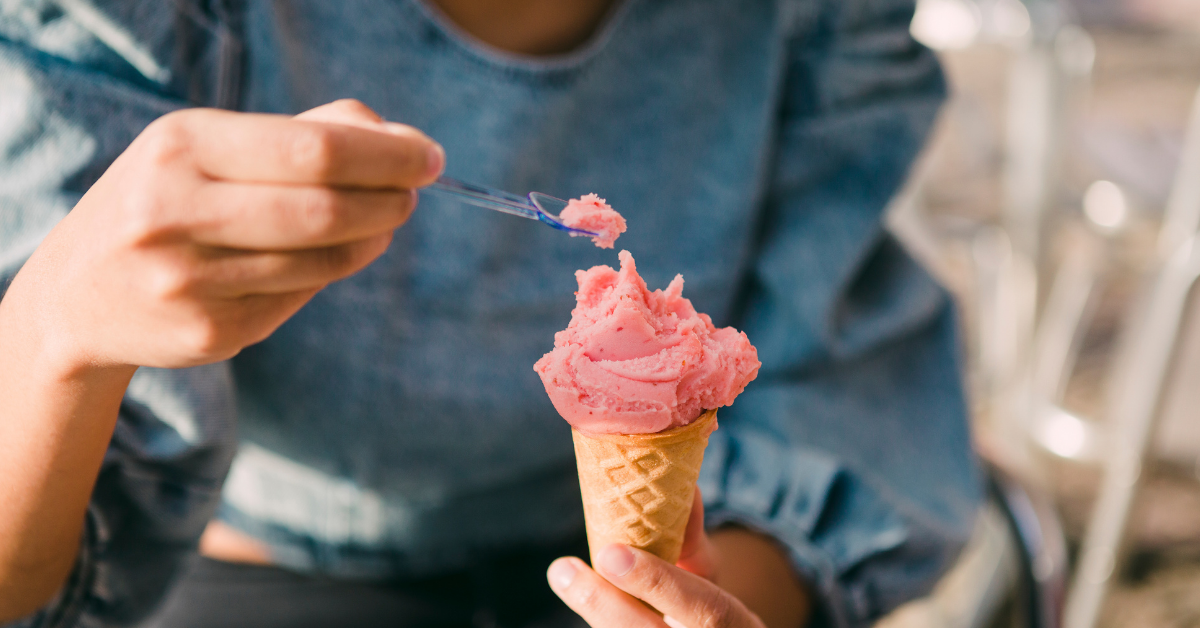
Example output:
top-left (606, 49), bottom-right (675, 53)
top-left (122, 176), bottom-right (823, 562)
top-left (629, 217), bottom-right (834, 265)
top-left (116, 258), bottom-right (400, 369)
top-left (1062, 237), bottom-right (1200, 628)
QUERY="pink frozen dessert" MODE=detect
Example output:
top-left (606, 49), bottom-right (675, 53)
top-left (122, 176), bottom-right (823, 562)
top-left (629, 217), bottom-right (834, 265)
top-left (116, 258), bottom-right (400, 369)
top-left (534, 250), bottom-right (761, 434)
top-left (558, 194), bottom-right (627, 249)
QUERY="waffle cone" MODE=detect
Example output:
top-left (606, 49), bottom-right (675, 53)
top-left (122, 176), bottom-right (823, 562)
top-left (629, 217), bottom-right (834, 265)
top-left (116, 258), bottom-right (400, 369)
top-left (571, 409), bottom-right (717, 565)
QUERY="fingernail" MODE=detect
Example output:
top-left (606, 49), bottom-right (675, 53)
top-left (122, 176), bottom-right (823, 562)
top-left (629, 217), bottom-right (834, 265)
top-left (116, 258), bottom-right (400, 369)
top-left (425, 142), bottom-right (445, 178)
top-left (664, 616), bottom-right (688, 628)
top-left (597, 544), bottom-right (635, 577)
top-left (547, 558), bottom-right (577, 591)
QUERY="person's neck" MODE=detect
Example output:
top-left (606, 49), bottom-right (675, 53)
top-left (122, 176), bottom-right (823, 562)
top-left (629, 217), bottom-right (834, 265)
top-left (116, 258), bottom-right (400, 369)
top-left (429, 0), bottom-right (619, 56)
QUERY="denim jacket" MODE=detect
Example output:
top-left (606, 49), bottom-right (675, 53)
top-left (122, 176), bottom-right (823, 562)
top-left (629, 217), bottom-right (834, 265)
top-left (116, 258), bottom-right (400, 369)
top-left (0, 1), bottom-right (983, 626)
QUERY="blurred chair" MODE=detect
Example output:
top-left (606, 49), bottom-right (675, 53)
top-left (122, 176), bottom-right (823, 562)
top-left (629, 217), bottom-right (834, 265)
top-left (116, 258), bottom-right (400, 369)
top-left (1053, 86), bottom-right (1200, 628)
top-left (972, 12), bottom-right (1200, 627)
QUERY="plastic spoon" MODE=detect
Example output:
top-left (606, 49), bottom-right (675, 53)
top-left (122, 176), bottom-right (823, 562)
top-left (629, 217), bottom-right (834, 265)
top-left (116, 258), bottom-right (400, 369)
top-left (425, 176), bottom-right (598, 237)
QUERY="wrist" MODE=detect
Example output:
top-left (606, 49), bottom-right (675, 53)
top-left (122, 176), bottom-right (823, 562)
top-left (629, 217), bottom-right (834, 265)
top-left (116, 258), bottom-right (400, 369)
top-left (0, 266), bottom-right (135, 388)
top-left (711, 526), bottom-right (811, 628)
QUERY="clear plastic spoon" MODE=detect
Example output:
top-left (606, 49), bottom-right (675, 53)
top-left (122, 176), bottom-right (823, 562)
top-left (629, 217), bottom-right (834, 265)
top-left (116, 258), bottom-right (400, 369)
top-left (425, 176), bottom-right (598, 237)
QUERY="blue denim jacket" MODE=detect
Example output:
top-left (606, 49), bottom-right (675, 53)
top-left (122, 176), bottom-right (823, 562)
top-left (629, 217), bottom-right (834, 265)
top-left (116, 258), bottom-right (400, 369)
top-left (0, 1), bottom-right (983, 626)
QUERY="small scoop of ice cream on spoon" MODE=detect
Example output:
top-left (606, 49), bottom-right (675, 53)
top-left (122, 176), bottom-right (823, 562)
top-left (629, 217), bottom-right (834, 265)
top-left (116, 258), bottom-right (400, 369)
top-left (555, 194), bottom-right (627, 249)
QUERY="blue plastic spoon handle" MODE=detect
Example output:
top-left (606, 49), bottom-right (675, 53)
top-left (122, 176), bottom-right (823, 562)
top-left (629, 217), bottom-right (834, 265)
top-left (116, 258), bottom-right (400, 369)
top-left (427, 177), bottom-right (540, 221)
top-left (425, 176), bottom-right (599, 237)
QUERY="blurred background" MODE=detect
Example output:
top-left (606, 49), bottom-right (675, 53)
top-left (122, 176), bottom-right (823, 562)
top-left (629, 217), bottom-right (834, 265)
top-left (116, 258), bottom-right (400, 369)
top-left (882, 0), bottom-right (1200, 626)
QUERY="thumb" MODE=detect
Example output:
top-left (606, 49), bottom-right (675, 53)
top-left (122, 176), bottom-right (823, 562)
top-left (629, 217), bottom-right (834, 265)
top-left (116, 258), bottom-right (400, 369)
top-left (675, 487), bottom-right (718, 581)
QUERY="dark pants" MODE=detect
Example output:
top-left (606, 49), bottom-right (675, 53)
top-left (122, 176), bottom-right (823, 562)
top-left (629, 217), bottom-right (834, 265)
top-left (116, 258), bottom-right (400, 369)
top-left (145, 541), bottom-right (589, 628)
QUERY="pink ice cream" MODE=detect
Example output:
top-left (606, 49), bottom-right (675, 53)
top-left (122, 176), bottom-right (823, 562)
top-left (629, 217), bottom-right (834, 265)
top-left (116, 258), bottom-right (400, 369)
top-left (558, 194), bottom-right (627, 249)
top-left (534, 251), bottom-right (761, 435)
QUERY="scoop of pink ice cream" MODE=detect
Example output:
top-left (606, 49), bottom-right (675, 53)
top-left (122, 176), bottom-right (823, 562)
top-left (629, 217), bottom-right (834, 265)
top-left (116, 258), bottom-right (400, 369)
top-left (534, 250), bottom-right (760, 434)
top-left (558, 194), bottom-right (626, 249)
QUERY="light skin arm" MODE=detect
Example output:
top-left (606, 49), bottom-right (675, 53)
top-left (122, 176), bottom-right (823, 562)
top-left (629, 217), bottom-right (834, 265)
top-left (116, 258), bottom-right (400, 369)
top-left (0, 324), bottom-right (138, 621)
top-left (0, 100), bottom-right (444, 621)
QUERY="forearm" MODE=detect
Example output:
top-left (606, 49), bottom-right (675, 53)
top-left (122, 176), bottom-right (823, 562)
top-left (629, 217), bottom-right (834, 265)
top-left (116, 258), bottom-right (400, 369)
top-left (711, 527), bottom-right (812, 628)
top-left (0, 264), bottom-right (135, 621)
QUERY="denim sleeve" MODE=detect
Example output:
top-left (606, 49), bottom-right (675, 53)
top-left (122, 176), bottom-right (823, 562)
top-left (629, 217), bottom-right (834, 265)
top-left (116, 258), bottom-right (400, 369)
top-left (699, 1), bottom-right (984, 626)
top-left (0, 4), bottom-right (240, 626)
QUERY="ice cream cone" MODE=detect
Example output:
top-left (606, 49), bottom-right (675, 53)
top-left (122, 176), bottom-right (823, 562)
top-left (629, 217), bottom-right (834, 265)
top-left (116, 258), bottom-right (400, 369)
top-left (571, 409), bottom-right (718, 565)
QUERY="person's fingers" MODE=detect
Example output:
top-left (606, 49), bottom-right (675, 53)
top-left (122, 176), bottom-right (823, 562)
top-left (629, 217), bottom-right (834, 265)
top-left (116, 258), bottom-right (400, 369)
top-left (593, 544), bottom-right (763, 628)
top-left (546, 557), bottom-right (666, 628)
top-left (195, 232), bottom-right (394, 297)
top-left (149, 108), bottom-right (444, 189)
top-left (189, 182), bottom-right (416, 249)
top-left (675, 488), bottom-right (717, 581)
